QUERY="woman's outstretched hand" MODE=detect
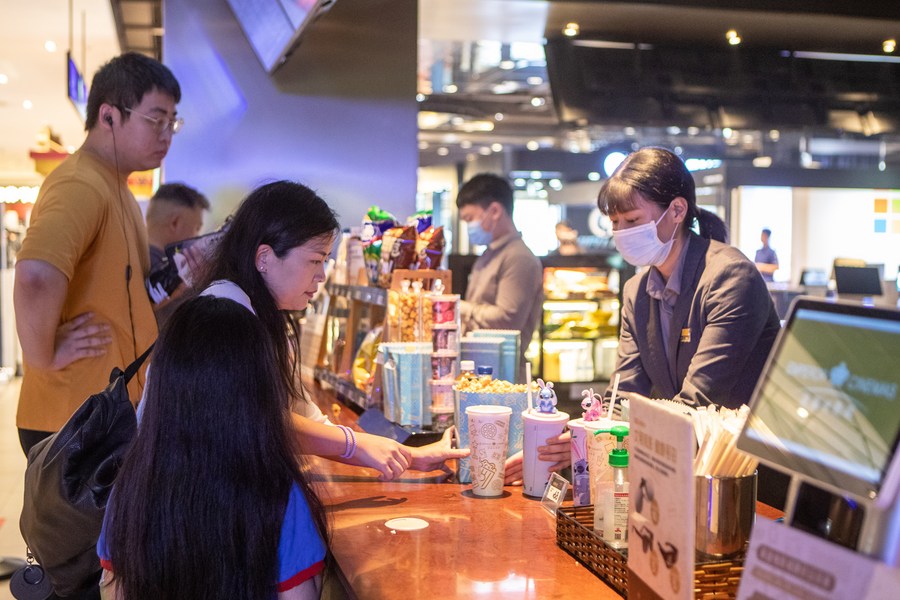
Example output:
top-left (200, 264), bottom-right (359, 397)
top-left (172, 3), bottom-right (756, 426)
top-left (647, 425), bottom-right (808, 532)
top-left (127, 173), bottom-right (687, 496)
top-left (354, 432), bottom-right (413, 481)
top-left (408, 427), bottom-right (470, 472)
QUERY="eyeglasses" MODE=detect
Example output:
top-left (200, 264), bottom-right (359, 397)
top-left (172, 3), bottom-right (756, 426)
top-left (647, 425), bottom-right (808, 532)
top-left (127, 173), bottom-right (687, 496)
top-left (123, 107), bottom-right (184, 135)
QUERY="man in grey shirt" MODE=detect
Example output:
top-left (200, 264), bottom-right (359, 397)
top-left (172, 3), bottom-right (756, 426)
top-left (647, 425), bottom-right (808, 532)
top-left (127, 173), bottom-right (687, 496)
top-left (456, 174), bottom-right (543, 373)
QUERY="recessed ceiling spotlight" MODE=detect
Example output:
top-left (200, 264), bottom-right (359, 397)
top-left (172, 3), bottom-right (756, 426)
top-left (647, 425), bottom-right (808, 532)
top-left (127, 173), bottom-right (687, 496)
top-left (437, 147), bottom-right (449, 156)
top-left (418, 141), bottom-right (429, 150)
top-left (44, 40), bottom-right (57, 52)
top-left (879, 160), bottom-right (887, 171)
top-left (537, 189), bottom-right (549, 199)
top-left (687, 126), bottom-right (700, 135)
top-left (499, 60), bottom-right (515, 70)
top-left (513, 178), bottom-right (525, 187)
top-left (478, 147), bottom-right (492, 156)
top-left (623, 127), bottom-right (636, 136)
top-left (588, 172), bottom-right (601, 182)
top-left (0, 73), bottom-right (8, 84)
top-left (526, 140), bottom-right (540, 151)
top-left (530, 97), bottom-right (546, 107)
top-left (563, 22), bottom-right (580, 37)
top-left (530, 170), bottom-right (542, 179)
top-left (494, 112), bottom-right (504, 121)
top-left (23, 99), bottom-right (33, 110)
top-left (549, 178), bottom-right (563, 190)
top-left (603, 152), bottom-right (627, 177)
top-left (460, 140), bottom-right (472, 149)
top-left (769, 129), bottom-right (780, 141)
top-left (884, 39), bottom-right (897, 54)
top-left (726, 30), bottom-right (741, 46)
top-left (673, 146), bottom-right (683, 155)
top-left (443, 84), bottom-right (458, 94)
top-left (722, 127), bottom-right (734, 139)
top-left (491, 143), bottom-right (503, 152)
top-left (667, 126), bottom-right (681, 135)
top-left (416, 93), bottom-right (426, 102)
top-left (526, 76), bottom-right (544, 86)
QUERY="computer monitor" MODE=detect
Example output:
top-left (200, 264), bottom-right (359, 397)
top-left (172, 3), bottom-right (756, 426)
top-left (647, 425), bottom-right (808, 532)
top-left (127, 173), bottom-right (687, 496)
top-left (834, 265), bottom-right (883, 297)
top-left (738, 298), bottom-right (900, 504)
top-left (799, 268), bottom-right (828, 287)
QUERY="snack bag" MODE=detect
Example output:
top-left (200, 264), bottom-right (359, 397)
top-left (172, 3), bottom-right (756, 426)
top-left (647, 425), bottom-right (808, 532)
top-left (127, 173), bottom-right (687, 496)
top-left (361, 206), bottom-right (398, 286)
top-left (352, 326), bottom-right (384, 393)
top-left (378, 225), bottom-right (418, 287)
top-left (416, 225), bottom-right (445, 270)
top-left (406, 209), bottom-right (433, 233)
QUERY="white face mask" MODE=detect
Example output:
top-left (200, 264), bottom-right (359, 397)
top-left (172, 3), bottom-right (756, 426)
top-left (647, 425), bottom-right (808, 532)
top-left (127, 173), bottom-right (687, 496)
top-left (612, 206), bottom-right (676, 267)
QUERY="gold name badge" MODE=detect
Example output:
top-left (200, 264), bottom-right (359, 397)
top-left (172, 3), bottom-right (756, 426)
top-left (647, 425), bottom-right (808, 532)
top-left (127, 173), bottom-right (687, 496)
top-left (680, 328), bottom-right (691, 343)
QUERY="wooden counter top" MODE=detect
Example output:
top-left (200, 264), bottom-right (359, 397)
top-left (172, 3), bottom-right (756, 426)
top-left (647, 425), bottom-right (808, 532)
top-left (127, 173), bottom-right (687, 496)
top-left (311, 470), bottom-right (622, 599)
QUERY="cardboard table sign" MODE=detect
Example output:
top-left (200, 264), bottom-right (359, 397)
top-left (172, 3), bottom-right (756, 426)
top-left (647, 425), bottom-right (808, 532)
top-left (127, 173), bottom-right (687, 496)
top-left (737, 517), bottom-right (900, 600)
top-left (627, 395), bottom-right (696, 600)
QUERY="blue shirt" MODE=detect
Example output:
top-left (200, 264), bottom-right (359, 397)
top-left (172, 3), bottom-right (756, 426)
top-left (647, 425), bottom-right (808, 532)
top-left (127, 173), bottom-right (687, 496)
top-left (98, 483), bottom-right (326, 592)
top-left (754, 246), bottom-right (778, 282)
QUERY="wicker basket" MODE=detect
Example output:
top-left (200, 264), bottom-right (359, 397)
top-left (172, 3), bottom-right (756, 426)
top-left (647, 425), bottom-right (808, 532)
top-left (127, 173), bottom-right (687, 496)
top-left (556, 504), bottom-right (744, 599)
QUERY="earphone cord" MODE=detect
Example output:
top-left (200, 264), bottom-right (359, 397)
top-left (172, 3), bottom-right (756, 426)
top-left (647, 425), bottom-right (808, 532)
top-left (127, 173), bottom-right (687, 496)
top-left (109, 116), bottom-right (141, 379)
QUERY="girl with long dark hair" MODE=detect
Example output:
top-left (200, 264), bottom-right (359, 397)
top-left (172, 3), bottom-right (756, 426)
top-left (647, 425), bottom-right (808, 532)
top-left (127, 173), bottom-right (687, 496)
top-left (599, 147), bottom-right (780, 408)
top-left (99, 296), bottom-right (328, 599)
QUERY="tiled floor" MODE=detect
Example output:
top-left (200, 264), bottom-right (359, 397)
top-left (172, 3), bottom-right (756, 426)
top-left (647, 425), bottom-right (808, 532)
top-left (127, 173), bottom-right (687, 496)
top-left (0, 377), bottom-right (26, 600)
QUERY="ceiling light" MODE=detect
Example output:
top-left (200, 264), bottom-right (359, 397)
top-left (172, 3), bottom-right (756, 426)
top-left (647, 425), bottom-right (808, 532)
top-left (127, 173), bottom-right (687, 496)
top-left (460, 140), bottom-right (472, 149)
top-left (530, 97), bottom-right (546, 107)
top-left (44, 40), bottom-right (57, 52)
top-left (416, 93), bottom-right (426, 102)
top-left (722, 127), bottom-right (733, 139)
top-left (478, 147), bottom-right (492, 156)
top-left (418, 141), bottom-right (429, 150)
top-left (603, 152), bottom-right (627, 177)
top-left (687, 126), bottom-right (700, 135)
top-left (666, 126), bottom-right (681, 135)
top-left (752, 156), bottom-right (773, 168)
top-left (728, 36), bottom-right (742, 46)
top-left (499, 60), bottom-right (515, 70)
top-left (549, 179), bottom-right (563, 190)
top-left (526, 76), bottom-right (544, 86)
top-left (530, 171), bottom-right (542, 179)
top-left (450, 117), bottom-right (464, 126)
top-left (443, 84), bottom-right (457, 93)
top-left (0, 73), bottom-right (7, 84)
top-left (885, 39), bottom-right (897, 54)
top-left (514, 178), bottom-right (526, 187)
top-left (526, 140), bottom-right (540, 151)
top-left (588, 172), bottom-right (601, 182)
top-left (491, 143), bottom-right (503, 152)
top-left (726, 30), bottom-right (741, 45)
top-left (537, 189), bottom-right (549, 199)
top-left (623, 127), bottom-right (636, 136)
top-left (563, 23), bottom-right (580, 37)
top-left (673, 146), bottom-right (683, 155)
top-left (494, 112), bottom-right (504, 121)
top-left (879, 160), bottom-right (887, 171)
top-left (533, 181), bottom-right (544, 191)
top-left (437, 147), bottom-right (449, 156)
top-left (492, 81), bottom-right (519, 94)
top-left (22, 100), bottom-right (33, 110)
top-left (769, 129), bottom-right (780, 141)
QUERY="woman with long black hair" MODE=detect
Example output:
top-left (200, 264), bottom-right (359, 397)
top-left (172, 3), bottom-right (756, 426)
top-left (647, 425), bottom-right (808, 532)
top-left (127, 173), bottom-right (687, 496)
top-left (99, 295), bottom-right (328, 599)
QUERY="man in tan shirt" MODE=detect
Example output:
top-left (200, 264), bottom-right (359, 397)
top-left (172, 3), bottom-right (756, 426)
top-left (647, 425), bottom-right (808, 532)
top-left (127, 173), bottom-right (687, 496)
top-left (15, 53), bottom-right (182, 455)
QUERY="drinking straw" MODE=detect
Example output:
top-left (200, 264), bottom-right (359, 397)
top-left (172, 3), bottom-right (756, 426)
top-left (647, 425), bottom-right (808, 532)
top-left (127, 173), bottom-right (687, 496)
top-left (526, 362), bottom-right (533, 412)
top-left (608, 372), bottom-right (621, 418)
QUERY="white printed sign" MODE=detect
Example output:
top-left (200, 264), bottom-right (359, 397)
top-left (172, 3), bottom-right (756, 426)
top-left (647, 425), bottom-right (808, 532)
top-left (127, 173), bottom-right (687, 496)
top-left (628, 395), bottom-right (696, 600)
top-left (737, 517), bottom-right (900, 599)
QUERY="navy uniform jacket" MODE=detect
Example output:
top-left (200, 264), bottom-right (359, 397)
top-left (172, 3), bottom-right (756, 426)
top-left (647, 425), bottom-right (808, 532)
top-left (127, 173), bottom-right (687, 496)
top-left (615, 234), bottom-right (780, 409)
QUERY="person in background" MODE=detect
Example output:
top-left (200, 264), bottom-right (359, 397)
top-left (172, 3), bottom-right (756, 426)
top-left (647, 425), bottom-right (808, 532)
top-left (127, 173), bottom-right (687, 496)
top-left (453, 174), bottom-right (565, 484)
top-left (456, 173), bottom-right (543, 368)
top-left (552, 220), bottom-right (583, 256)
top-left (99, 296), bottom-right (328, 599)
top-left (754, 227), bottom-right (779, 282)
top-left (145, 182), bottom-right (210, 327)
top-left (14, 52), bottom-right (181, 456)
top-left (197, 180), bottom-right (467, 480)
top-left (145, 182), bottom-right (209, 272)
top-left (601, 147), bottom-right (779, 409)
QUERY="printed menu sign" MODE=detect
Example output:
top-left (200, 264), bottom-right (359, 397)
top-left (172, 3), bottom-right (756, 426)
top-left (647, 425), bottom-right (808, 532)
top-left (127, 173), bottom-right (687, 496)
top-left (737, 517), bottom-right (900, 599)
top-left (628, 395), bottom-right (695, 600)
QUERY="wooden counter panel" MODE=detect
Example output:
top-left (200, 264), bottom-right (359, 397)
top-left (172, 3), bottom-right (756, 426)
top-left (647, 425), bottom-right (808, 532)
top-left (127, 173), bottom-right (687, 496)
top-left (314, 477), bottom-right (620, 599)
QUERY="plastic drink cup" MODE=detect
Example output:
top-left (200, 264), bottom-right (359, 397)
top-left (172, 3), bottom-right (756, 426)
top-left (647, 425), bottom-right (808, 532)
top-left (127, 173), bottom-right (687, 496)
top-left (568, 418), bottom-right (592, 507)
top-left (466, 405), bottom-right (513, 497)
top-left (521, 408), bottom-right (570, 497)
